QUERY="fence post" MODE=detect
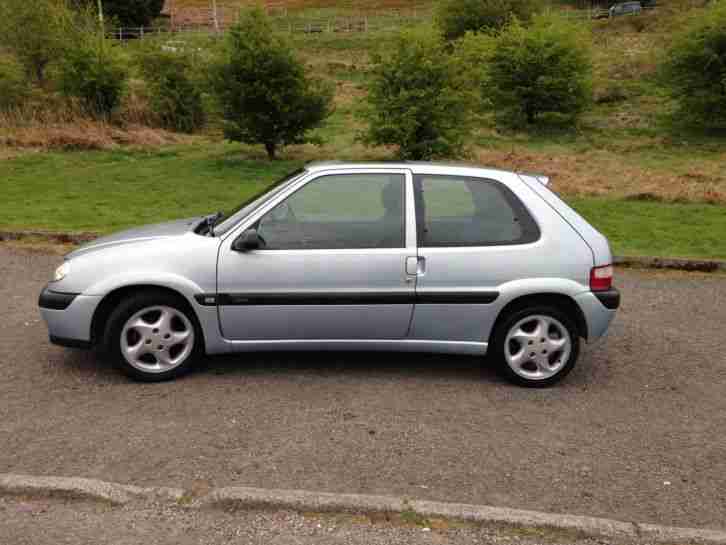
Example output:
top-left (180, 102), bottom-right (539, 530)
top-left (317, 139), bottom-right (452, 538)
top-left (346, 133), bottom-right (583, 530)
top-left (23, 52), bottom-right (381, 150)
top-left (119, 27), bottom-right (123, 41)
top-left (211, 0), bottom-right (220, 33)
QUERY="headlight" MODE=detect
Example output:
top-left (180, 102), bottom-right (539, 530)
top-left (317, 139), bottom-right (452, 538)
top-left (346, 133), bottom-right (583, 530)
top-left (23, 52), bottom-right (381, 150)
top-left (53, 262), bottom-right (70, 282)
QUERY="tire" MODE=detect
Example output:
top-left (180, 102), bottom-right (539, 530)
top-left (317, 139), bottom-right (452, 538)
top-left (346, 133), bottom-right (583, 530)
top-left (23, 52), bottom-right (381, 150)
top-left (490, 305), bottom-right (580, 388)
top-left (103, 290), bottom-right (203, 382)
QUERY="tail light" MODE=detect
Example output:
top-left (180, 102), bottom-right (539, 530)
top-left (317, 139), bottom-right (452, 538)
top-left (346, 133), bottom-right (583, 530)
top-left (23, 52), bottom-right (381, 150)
top-left (590, 265), bottom-right (613, 291)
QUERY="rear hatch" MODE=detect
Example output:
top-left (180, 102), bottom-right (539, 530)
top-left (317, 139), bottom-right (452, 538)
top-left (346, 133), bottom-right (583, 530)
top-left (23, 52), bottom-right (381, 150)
top-left (518, 174), bottom-right (612, 267)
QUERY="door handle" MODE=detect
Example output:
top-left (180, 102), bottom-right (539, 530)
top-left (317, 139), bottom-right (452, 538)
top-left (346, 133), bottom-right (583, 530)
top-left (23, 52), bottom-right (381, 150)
top-left (406, 256), bottom-right (426, 276)
top-left (406, 256), bottom-right (418, 276)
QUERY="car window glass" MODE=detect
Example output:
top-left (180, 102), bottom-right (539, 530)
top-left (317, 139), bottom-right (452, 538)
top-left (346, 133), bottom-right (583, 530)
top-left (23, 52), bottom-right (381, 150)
top-left (257, 173), bottom-right (405, 250)
top-left (414, 175), bottom-right (539, 247)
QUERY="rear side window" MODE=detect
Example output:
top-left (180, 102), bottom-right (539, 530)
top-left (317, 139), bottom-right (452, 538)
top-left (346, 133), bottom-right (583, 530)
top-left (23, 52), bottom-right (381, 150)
top-left (413, 175), bottom-right (539, 247)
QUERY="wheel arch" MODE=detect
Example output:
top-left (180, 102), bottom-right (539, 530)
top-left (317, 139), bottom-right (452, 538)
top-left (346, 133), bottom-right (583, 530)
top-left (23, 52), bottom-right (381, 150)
top-left (489, 293), bottom-right (589, 344)
top-left (90, 284), bottom-right (204, 350)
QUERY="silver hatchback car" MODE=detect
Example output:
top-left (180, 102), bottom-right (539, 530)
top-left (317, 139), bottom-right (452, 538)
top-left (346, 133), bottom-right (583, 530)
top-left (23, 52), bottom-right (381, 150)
top-left (39, 162), bottom-right (619, 386)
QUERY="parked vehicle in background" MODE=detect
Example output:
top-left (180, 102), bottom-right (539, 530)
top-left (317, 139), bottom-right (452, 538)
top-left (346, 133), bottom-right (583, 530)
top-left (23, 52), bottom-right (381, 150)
top-left (610, 1), bottom-right (643, 16)
top-left (39, 162), bottom-right (620, 387)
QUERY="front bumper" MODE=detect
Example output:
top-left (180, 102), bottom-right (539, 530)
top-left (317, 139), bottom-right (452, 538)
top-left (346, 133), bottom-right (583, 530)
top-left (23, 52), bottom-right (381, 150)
top-left (39, 286), bottom-right (102, 348)
top-left (574, 288), bottom-right (620, 342)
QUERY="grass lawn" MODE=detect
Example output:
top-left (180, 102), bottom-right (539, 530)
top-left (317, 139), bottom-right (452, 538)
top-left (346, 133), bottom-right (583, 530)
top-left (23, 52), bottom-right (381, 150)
top-left (569, 197), bottom-right (726, 260)
top-left (0, 145), bottom-right (302, 233)
top-left (1, 145), bottom-right (724, 260)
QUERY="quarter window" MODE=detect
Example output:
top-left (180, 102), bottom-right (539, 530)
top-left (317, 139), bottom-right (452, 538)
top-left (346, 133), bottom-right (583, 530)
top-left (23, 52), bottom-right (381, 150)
top-left (257, 173), bottom-right (405, 250)
top-left (413, 175), bottom-right (539, 247)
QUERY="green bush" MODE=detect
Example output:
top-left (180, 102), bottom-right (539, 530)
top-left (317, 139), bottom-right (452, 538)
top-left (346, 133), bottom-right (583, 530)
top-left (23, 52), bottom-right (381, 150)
top-left (210, 7), bottom-right (333, 159)
top-left (661, 1), bottom-right (726, 130)
top-left (436, 0), bottom-right (541, 41)
top-left (0, 57), bottom-right (30, 110)
top-left (485, 14), bottom-right (592, 126)
top-left (59, 43), bottom-right (128, 117)
top-left (138, 49), bottom-right (206, 133)
top-left (0, 0), bottom-right (75, 85)
top-left (360, 27), bottom-right (475, 160)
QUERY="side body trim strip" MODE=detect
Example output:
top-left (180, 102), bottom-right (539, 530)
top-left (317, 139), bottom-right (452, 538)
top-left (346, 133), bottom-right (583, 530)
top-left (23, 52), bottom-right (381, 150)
top-left (195, 292), bottom-right (499, 306)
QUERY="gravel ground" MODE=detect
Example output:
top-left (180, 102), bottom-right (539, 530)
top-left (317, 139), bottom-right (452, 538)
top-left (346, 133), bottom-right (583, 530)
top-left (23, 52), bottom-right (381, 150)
top-left (1, 245), bottom-right (725, 530)
top-left (0, 495), bottom-right (662, 545)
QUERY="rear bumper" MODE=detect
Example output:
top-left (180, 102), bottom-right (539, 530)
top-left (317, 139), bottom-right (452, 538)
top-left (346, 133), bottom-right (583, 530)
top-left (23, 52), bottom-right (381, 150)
top-left (39, 286), bottom-right (102, 348)
top-left (593, 288), bottom-right (620, 310)
top-left (574, 288), bottom-right (620, 342)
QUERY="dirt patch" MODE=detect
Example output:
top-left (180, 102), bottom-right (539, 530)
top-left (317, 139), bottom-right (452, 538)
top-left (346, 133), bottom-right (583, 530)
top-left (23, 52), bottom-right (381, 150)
top-left (0, 123), bottom-right (191, 152)
top-left (473, 147), bottom-right (726, 204)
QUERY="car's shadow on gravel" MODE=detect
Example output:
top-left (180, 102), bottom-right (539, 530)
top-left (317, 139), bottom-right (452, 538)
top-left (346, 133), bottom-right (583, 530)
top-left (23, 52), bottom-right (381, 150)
top-left (59, 347), bottom-right (508, 381)
top-left (198, 351), bottom-right (507, 384)
top-left (53, 347), bottom-right (511, 384)
top-left (57, 346), bottom-right (600, 387)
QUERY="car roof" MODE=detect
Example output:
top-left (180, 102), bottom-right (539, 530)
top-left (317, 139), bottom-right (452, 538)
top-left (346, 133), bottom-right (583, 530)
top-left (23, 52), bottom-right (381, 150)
top-left (304, 160), bottom-right (522, 180)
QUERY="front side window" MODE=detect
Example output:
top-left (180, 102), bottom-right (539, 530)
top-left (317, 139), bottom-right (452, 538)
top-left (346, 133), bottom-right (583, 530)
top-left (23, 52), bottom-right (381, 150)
top-left (413, 175), bottom-right (539, 247)
top-left (257, 173), bottom-right (405, 250)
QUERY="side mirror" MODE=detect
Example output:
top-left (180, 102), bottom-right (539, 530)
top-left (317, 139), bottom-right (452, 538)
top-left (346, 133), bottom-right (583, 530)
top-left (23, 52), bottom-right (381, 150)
top-left (232, 229), bottom-right (262, 252)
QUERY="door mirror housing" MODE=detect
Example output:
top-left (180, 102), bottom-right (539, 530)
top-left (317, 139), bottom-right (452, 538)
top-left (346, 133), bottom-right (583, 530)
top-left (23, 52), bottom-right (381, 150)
top-left (232, 229), bottom-right (263, 252)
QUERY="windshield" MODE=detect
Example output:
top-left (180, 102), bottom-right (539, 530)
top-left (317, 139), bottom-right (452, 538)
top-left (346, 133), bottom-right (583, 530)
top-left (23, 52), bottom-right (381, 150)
top-left (212, 168), bottom-right (307, 236)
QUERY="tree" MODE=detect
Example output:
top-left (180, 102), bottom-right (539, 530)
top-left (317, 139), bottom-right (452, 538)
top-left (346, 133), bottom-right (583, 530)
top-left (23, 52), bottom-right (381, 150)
top-left (138, 48), bottom-right (206, 133)
top-left (436, 0), bottom-right (541, 41)
top-left (0, 0), bottom-right (75, 85)
top-left (661, 1), bottom-right (726, 130)
top-left (360, 27), bottom-right (475, 160)
top-left (73, 0), bottom-right (164, 27)
top-left (57, 9), bottom-right (128, 118)
top-left (210, 8), bottom-right (333, 159)
top-left (485, 14), bottom-right (592, 126)
top-left (59, 41), bottom-right (127, 116)
top-left (0, 57), bottom-right (31, 110)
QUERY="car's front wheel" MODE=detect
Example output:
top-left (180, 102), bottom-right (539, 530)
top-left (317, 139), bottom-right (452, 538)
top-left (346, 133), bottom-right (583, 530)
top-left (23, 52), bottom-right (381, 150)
top-left (103, 291), bottom-right (202, 382)
top-left (491, 305), bottom-right (580, 387)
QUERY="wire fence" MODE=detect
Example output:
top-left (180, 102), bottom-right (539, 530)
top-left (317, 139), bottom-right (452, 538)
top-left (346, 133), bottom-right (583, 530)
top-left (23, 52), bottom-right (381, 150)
top-left (110, 6), bottom-right (433, 41)
top-left (109, 4), bottom-right (658, 42)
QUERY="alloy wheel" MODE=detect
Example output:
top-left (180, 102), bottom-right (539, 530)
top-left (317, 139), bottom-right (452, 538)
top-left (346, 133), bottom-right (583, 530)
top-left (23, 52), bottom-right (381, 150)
top-left (120, 305), bottom-right (195, 374)
top-left (504, 314), bottom-right (572, 381)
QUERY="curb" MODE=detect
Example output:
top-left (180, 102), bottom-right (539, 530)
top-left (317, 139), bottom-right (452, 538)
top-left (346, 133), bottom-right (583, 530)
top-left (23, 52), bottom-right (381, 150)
top-left (2, 473), bottom-right (726, 544)
top-left (614, 255), bottom-right (726, 273)
top-left (0, 230), bottom-right (98, 245)
top-left (0, 474), bottom-right (184, 505)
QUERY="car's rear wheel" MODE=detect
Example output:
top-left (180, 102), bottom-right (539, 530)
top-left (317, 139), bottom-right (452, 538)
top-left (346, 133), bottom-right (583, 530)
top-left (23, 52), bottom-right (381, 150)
top-left (491, 305), bottom-right (580, 387)
top-left (103, 291), bottom-right (202, 382)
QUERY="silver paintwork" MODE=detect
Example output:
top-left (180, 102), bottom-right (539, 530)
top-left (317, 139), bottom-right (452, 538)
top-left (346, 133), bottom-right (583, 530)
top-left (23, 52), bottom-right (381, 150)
top-left (40, 295), bottom-right (102, 341)
top-left (121, 305), bottom-right (195, 373)
top-left (504, 315), bottom-right (572, 380)
top-left (217, 169), bottom-right (416, 341)
top-left (40, 161), bottom-right (618, 360)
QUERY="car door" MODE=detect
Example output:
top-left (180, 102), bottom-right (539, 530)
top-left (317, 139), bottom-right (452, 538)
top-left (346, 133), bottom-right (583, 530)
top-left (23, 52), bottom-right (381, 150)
top-left (408, 173), bottom-right (543, 343)
top-left (216, 169), bottom-right (418, 340)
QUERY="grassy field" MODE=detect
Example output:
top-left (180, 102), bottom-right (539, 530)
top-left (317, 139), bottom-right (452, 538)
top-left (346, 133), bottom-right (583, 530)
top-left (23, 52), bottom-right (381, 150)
top-left (1, 144), bottom-right (725, 260)
top-left (1, 0), bottom-right (724, 260)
